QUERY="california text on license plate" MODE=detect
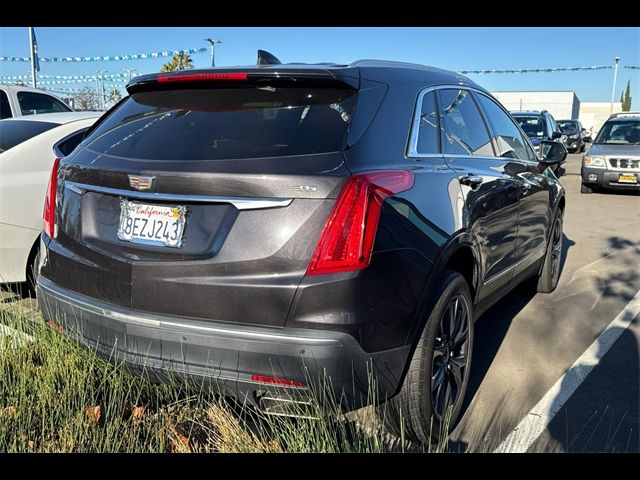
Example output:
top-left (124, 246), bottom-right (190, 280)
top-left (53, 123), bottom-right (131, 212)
top-left (117, 200), bottom-right (186, 248)
top-left (618, 173), bottom-right (638, 184)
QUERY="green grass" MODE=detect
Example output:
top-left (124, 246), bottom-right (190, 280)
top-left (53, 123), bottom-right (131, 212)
top-left (0, 299), bottom-right (446, 453)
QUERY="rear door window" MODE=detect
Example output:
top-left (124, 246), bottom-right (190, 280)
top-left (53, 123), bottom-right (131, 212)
top-left (0, 120), bottom-right (59, 153)
top-left (17, 91), bottom-right (72, 115)
top-left (438, 89), bottom-right (494, 157)
top-left (84, 87), bottom-right (356, 161)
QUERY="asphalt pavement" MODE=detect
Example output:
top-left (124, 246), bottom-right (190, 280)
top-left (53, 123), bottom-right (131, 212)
top-left (449, 153), bottom-right (640, 452)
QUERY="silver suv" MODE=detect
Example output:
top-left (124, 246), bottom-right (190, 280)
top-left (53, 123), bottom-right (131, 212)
top-left (581, 112), bottom-right (640, 194)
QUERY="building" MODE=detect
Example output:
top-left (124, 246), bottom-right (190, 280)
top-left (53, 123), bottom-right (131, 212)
top-left (579, 102), bottom-right (622, 137)
top-left (492, 91), bottom-right (580, 120)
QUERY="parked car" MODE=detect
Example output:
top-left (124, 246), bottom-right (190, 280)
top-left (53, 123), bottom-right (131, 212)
top-left (557, 119), bottom-right (588, 153)
top-left (581, 112), bottom-right (639, 194)
top-left (1, 85), bottom-right (73, 119)
top-left (511, 110), bottom-right (566, 173)
top-left (36, 56), bottom-right (567, 443)
top-left (0, 112), bottom-right (101, 293)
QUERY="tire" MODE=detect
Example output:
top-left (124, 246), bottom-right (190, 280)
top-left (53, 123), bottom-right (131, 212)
top-left (537, 209), bottom-right (563, 293)
top-left (383, 270), bottom-right (474, 444)
top-left (580, 183), bottom-right (594, 194)
top-left (579, 143), bottom-right (585, 153)
top-left (22, 246), bottom-right (40, 299)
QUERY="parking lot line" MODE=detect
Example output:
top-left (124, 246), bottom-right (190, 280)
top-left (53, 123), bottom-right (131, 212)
top-left (0, 323), bottom-right (35, 346)
top-left (493, 289), bottom-right (640, 453)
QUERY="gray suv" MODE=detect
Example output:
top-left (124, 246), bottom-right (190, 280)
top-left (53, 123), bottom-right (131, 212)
top-left (581, 112), bottom-right (640, 194)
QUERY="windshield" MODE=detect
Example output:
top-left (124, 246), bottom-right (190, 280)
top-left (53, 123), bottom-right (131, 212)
top-left (514, 116), bottom-right (546, 137)
top-left (558, 121), bottom-right (579, 133)
top-left (594, 120), bottom-right (640, 145)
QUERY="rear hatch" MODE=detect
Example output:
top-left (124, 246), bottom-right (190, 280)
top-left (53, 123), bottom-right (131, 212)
top-left (48, 69), bottom-right (359, 327)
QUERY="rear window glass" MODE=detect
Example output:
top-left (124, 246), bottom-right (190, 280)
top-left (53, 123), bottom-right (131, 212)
top-left (0, 120), bottom-right (58, 153)
top-left (84, 87), bottom-right (356, 161)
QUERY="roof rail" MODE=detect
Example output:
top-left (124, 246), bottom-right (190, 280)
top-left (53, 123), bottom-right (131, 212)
top-left (610, 111), bottom-right (640, 118)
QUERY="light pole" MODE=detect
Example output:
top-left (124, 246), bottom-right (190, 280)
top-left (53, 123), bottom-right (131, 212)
top-left (204, 38), bottom-right (222, 67)
top-left (96, 70), bottom-right (107, 111)
top-left (610, 56), bottom-right (621, 115)
top-left (123, 68), bottom-right (137, 83)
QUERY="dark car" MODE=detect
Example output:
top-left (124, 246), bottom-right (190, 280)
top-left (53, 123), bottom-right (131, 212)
top-left (581, 112), bottom-right (639, 194)
top-left (557, 119), bottom-right (588, 153)
top-left (512, 110), bottom-right (566, 173)
top-left (36, 55), bottom-right (567, 443)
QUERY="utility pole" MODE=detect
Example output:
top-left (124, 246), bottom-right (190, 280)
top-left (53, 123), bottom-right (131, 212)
top-left (96, 70), bottom-right (107, 110)
top-left (204, 38), bottom-right (222, 67)
top-left (610, 56), bottom-right (621, 115)
top-left (123, 68), bottom-right (137, 83)
top-left (28, 27), bottom-right (38, 88)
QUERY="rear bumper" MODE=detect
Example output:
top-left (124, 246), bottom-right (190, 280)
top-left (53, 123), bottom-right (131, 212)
top-left (581, 167), bottom-right (640, 190)
top-left (36, 276), bottom-right (410, 410)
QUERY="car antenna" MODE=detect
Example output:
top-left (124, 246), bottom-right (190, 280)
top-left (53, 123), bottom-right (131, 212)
top-left (257, 50), bottom-right (282, 66)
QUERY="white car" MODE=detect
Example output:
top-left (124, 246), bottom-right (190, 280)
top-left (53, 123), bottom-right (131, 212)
top-left (0, 111), bottom-right (102, 292)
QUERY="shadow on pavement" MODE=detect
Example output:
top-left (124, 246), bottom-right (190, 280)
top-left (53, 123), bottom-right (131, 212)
top-left (543, 325), bottom-right (639, 452)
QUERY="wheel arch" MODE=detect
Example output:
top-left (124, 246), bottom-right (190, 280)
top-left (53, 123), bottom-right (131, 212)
top-left (405, 230), bottom-right (481, 348)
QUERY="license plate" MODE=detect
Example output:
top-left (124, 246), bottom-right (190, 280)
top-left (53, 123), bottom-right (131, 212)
top-left (618, 173), bottom-right (638, 184)
top-left (117, 200), bottom-right (186, 248)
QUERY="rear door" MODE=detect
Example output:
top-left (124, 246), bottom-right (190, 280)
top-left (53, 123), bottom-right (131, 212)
top-left (436, 88), bottom-right (520, 300)
top-left (49, 75), bottom-right (359, 327)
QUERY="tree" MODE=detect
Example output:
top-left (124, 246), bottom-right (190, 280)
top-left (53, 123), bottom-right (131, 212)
top-left (621, 80), bottom-right (632, 111)
top-left (106, 88), bottom-right (123, 106)
top-left (160, 52), bottom-right (193, 72)
top-left (73, 87), bottom-right (101, 111)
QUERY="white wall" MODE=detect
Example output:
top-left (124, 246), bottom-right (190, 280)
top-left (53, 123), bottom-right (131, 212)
top-left (492, 91), bottom-right (580, 120)
top-left (579, 102), bottom-right (622, 137)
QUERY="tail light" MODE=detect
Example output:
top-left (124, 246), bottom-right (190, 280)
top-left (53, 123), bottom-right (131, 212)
top-left (306, 170), bottom-right (414, 276)
top-left (43, 157), bottom-right (61, 238)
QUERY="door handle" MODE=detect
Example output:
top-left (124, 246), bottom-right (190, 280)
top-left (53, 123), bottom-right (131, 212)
top-left (459, 173), bottom-right (483, 189)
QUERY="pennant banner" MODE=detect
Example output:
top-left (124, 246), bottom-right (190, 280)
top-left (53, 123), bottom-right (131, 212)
top-left (457, 65), bottom-right (613, 75)
top-left (0, 47), bottom-right (207, 63)
top-left (1, 73), bottom-right (129, 81)
top-left (623, 66), bottom-right (640, 70)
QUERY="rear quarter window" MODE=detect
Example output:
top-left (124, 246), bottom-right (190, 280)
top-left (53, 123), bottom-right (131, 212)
top-left (84, 87), bottom-right (356, 161)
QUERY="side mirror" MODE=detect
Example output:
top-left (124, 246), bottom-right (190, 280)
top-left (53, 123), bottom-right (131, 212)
top-left (539, 140), bottom-right (567, 165)
top-left (583, 136), bottom-right (592, 143)
top-left (551, 131), bottom-right (563, 140)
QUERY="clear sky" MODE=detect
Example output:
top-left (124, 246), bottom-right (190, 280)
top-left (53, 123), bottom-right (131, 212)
top-left (1, 27), bottom-right (638, 108)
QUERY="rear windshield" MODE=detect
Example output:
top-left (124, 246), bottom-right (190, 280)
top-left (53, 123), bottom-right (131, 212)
top-left (84, 87), bottom-right (356, 161)
top-left (514, 116), bottom-right (546, 137)
top-left (0, 120), bottom-right (58, 153)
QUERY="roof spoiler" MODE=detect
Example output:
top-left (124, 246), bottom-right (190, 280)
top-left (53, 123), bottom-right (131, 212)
top-left (257, 50), bottom-right (282, 66)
